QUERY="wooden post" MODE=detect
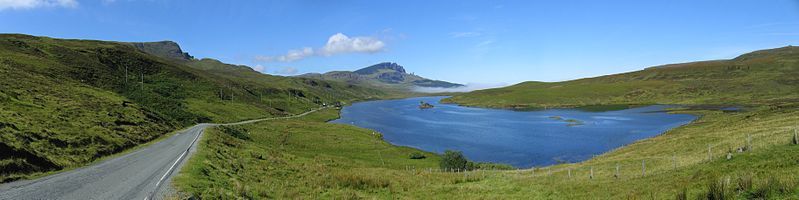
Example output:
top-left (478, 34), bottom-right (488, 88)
top-left (641, 160), bottom-right (646, 177)
top-left (673, 152), bottom-right (677, 169)
top-left (568, 168), bottom-right (571, 178)
top-left (615, 164), bottom-right (620, 179)
top-left (140, 70), bottom-right (144, 90)
top-left (747, 134), bottom-right (752, 150)
top-left (708, 144), bottom-right (712, 161)
top-left (590, 167), bottom-right (594, 179)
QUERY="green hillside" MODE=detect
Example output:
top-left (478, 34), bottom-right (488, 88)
top-left (169, 45), bottom-right (799, 199)
top-left (174, 101), bottom-right (799, 199)
top-left (0, 34), bottom-right (385, 182)
top-left (443, 46), bottom-right (799, 109)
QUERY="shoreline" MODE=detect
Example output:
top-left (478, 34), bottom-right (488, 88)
top-left (330, 96), bottom-right (703, 168)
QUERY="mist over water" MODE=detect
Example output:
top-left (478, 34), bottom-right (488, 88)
top-left (331, 96), bottom-right (697, 167)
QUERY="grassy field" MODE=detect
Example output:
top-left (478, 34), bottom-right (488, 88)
top-left (174, 105), bottom-right (799, 199)
top-left (443, 46), bottom-right (799, 109)
top-left (172, 45), bottom-right (799, 199)
top-left (0, 34), bottom-right (388, 182)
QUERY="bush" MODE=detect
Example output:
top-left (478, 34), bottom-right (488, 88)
top-left (333, 172), bottom-right (390, 189)
top-left (675, 188), bottom-right (687, 200)
top-left (750, 177), bottom-right (793, 199)
top-left (440, 150), bottom-right (468, 172)
top-left (473, 162), bottom-right (515, 170)
top-left (409, 152), bottom-right (426, 159)
top-left (219, 126), bottom-right (250, 140)
top-left (702, 178), bottom-right (732, 200)
top-left (736, 174), bottom-right (753, 192)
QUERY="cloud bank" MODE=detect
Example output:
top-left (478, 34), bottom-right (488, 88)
top-left (275, 66), bottom-right (298, 75)
top-left (0, 0), bottom-right (77, 10)
top-left (256, 33), bottom-right (385, 62)
top-left (412, 82), bottom-right (508, 93)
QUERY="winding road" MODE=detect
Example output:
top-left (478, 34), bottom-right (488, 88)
top-left (0, 107), bottom-right (326, 200)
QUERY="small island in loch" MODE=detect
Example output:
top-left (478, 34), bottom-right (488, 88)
top-left (418, 101), bottom-right (434, 109)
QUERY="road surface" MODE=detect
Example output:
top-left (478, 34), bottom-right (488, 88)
top-left (0, 107), bottom-right (326, 200)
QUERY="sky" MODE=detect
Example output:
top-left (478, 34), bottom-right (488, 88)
top-left (1, 0), bottom-right (798, 88)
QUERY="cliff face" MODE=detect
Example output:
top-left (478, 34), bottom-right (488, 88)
top-left (129, 41), bottom-right (193, 61)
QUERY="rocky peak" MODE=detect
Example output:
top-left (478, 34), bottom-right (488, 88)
top-left (129, 41), bottom-right (193, 61)
top-left (353, 62), bottom-right (406, 75)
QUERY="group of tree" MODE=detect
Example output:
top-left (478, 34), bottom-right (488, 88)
top-left (439, 150), bottom-right (514, 171)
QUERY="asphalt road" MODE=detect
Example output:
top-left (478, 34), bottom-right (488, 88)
top-left (0, 107), bottom-right (325, 200)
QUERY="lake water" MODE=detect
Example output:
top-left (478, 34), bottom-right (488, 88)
top-left (331, 96), bottom-right (697, 167)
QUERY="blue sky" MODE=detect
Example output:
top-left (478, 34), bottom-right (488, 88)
top-left (1, 0), bottom-right (798, 87)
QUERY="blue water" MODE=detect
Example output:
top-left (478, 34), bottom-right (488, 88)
top-left (331, 96), bottom-right (697, 168)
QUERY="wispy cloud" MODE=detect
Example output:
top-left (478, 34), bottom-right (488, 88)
top-left (412, 82), bottom-right (508, 93)
top-left (256, 33), bottom-right (385, 63)
top-left (0, 0), bottom-right (77, 10)
top-left (450, 31), bottom-right (482, 38)
top-left (255, 47), bottom-right (314, 62)
top-left (475, 39), bottom-right (494, 47)
top-left (745, 22), bottom-right (799, 29)
top-left (764, 32), bottom-right (799, 36)
top-left (252, 64), bottom-right (265, 72)
top-left (274, 66), bottom-right (298, 75)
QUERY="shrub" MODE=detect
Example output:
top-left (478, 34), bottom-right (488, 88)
top-left (674, 188), bottom-right (687, 200)
top-left (473, 162), bottom-right (515, 170)
top-left (219, 126), bottom-right (250, 140)
top-left (702, 178), bottom-right (732, 200)
top-left (333, 172), bottom-right (390, 189)
top-left (751, 177), bottom-right (793, 199)
top-left (736, 174), bottom-right (753, 192)
top-left (409, 152), bottom-right (426, 159)
top-left (440, 150), bottom-right (468, 172)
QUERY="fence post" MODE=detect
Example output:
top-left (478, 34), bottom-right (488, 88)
top-left (615, 164), bottom-right (619, 179)
top-left (641, 160), bottom-right (646, 177)
top-left (673, 152), bottom-right (677, 170)
top-left (708, 144), bottom-right (712, 161)
top-left (568, 168), bottom-right (571, 178)
top-left (747, 134), bottom-right (752, 150)
top-left (590, 167), bottom-right (594, 179)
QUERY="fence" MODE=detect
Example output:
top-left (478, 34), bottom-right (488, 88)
top-left (401, 127), bottom-right (799, 181)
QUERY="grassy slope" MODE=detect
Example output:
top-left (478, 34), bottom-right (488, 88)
top-left (0, 34), bottom-right (386, 182)
top-left (175, 46), bottom-right (799, 199)
top-left (175, 105), bottom-right (799, 199)
top-left (175, 108), bottom-right (451, 199)
top-left (444, 46), bottom-right (799, 109)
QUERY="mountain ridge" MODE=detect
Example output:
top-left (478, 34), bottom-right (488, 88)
top-left (299, 62), bottom-right (463, 89)
top-left (444, 45), bottom-right (799, 109)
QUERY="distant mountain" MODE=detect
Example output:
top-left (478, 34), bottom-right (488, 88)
top-left (299, 62), bottom-right (463, 89)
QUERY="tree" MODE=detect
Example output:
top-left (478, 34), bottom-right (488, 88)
top-left (440, 150), bottom-right (468, 172)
